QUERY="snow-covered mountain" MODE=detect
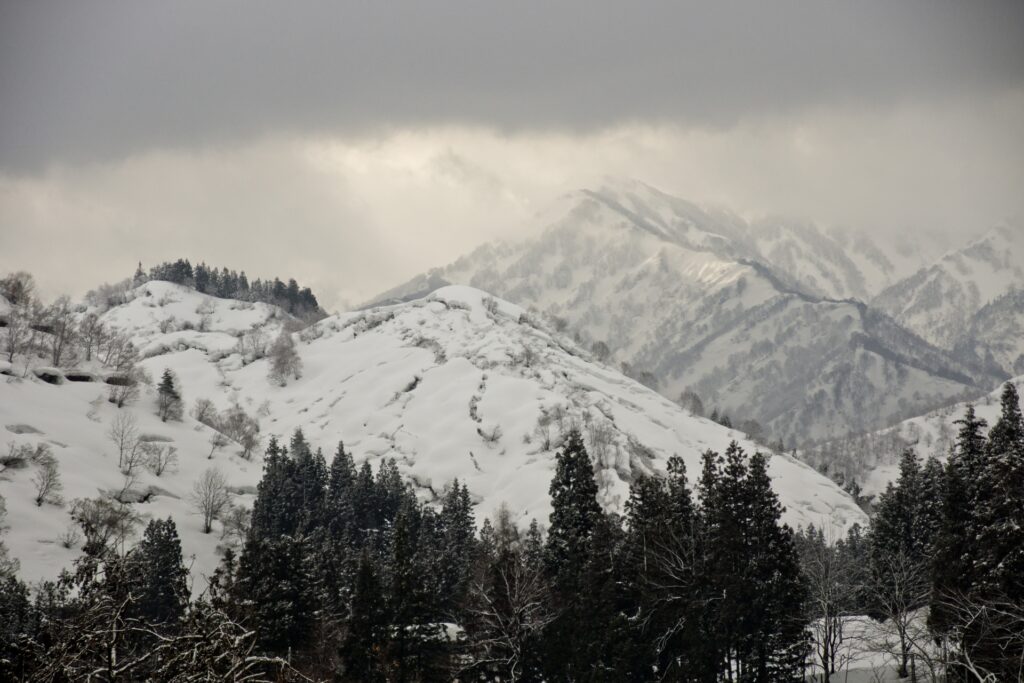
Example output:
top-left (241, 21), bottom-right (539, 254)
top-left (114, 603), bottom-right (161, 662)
top-left (874, 224), bottom-right (1024, 355)
top-left (0, 281), bottom-right (866, 590)
top-left (368, 181), bottom-right (1001, 446)
top-left (802, 375), bottom-right (1024, 500)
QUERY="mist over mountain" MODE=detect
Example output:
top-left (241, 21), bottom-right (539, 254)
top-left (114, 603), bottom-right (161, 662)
top-left (368, 180), bottom-right (1014, 447)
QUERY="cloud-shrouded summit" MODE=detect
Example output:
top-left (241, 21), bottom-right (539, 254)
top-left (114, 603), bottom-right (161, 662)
top-left (1, 2), bottom-right (1022, 310)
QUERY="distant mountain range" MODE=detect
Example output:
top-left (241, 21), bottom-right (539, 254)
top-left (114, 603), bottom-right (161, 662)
top-left (367, 179), bottom-right (1019, 446)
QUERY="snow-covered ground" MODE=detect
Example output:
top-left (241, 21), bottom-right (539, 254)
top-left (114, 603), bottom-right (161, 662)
top-left (0, 281), bottom-right (867, 591)
top-left (366, 181), bottom-right (1000, 446)
top-left (874, 223), bottom-right (1024, 350)
top-left (858, 375), bottom-right (1024, 498)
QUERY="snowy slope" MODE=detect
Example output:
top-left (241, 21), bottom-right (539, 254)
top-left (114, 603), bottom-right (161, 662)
top-left (802, 375), bottom-right (1024, 499)
top-left (954, 287), bottom-right (1024, 375)
top-left (367, 182), bottom-right (1000, 446)
top-left (0, 374), bottom-right (264, 594)
top-left (1, 281), bottom-right (868, 591)
top-left (874, 224), bottom-right (1024, 352)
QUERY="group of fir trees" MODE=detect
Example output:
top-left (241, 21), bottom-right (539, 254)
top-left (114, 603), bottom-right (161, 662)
top-left (208, 431), bottom-right (478, 681)
top-left (139, 258), bottom-right (324, 319)
top-left (852, 382), bottom-right (1024, 681)
top-left (0, 425), bottom-right (811, 681)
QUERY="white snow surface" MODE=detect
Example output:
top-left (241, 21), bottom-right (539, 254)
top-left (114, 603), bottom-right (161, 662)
top-left (874, 223), bottom-right (1024, 351)
top-left (365, 181), bottom-right (999, 445)
top-left (0, 281), bottom-right (867, 591)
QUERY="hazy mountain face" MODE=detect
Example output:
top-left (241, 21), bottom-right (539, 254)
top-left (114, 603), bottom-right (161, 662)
top-left (369, 181), bottom-right (1011, 446)
top-left (873, 225), bottom-right (1024, 365)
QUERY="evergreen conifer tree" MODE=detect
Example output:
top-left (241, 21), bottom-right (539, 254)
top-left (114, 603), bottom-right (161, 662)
top-left (156, 368), bottom-right (183, 422)
top-left (129, 517), bottom-right (188, 627)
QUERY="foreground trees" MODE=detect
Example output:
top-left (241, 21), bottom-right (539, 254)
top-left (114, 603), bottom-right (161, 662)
top-left (0, 427), bottom-right (814, 680)
top-left (3, 384), bottom-right (1019, 680)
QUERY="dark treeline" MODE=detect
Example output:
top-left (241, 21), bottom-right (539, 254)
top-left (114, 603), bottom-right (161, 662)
top-left (139, 259), bottom-right (324, 320)
top-left (796, 382), bottom-right (1024, 682)
top-left (0, 430), bottom-right (810, 681)
top-left (1, 388), bottom-right (1021, 681)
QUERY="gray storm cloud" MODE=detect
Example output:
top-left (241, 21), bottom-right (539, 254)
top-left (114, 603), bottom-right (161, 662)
top-left (0, 2), bottom-right (1022, 310)
top-left (1, 1), bottom-right (1022, 170)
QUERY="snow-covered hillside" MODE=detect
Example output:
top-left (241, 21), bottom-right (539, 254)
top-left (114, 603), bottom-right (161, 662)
top-left (802, 375), bottom-right (1024, 499)
top-left (0, 281), bottom-right (867, 590)
top-left (368, 181), bottom-right (1000, 446)
top-left (955, 287), bottom-right (1024, 375)
top-left (874, 224), bottom-right (1024, 354)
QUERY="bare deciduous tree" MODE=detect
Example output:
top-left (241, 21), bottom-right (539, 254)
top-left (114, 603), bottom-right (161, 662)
top-left (863, 550), bottom-right (938, 680)
top-left (3, 304), bottom-right (30, 363)
top-left (77, 312), bottom-right (108, 362)
top-left (107, 411), bottom-right (141, 472)
top-left (70, 497), bottom-right (141, 555)
top-left (207, 431), bottom-right (230, 459)
top-left (191, 397), bottom-right (218, 427)
top-left (801, 527), bottom-right (862, 682)
top-left (936, 592), bottom-right (1024, 683)
top-left (32, 455), bottom-right (63, 507)
top-left (464, 507), bottom-right (555, 682)
top-left (236, 326), bottom-right (269, 363)
top-left (192, 467), bottom-right (230, 534)
top-left (107, 365), bottom-right (143, 408)
top-left (219, 404), bottom-right (260, 459)
top-left (46, 295), bottom-right (79, 367)
top-left (268, 330), bottom-right (302, 386)
top-left (0, 271), bottom-right (36, 307)
top-left (143, 443), bottom-right (178, 476)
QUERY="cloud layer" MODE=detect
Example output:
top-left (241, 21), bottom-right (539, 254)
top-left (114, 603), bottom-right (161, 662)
top-left (2, 1), bottom-right (1022, 170)
top-left (1, 2), bottom-right (1022, 307)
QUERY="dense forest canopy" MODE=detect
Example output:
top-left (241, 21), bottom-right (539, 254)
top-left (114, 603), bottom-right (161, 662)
top-left (139, 259), bottom-right (325, 320)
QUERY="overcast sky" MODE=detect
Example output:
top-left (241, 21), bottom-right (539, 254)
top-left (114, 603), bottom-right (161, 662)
top-left (1, 1), bottom-right (1022, 309)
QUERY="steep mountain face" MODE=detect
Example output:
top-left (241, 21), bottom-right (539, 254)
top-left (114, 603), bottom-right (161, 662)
top-left (874, 225), bottom-right (1024, 353)
top-left (802, 375), bottom-right (1024, 500)
top-left (954, 287), bottom-right (1024, 376)
top-left (369, 181), bottom-right (1000, 446)
top-left (0, 281), bottom-right (866, 589)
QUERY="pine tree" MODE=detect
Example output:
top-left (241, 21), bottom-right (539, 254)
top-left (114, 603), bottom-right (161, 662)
top-left (233, 534), bottom-right (315, 655)
top-left (156, 368), bottom-right (183, 422)
top-left (977, 383), bottom-right (1024, 599)
top-left (439, 479), bottom-right (476, 612)
top-left (744, 451), bottom-right (808, 681)
top-left (931, 404), bottom-right (988, 639)
top-left (341, 552), bottom-right (388, 682)
top-left (129, 517), bottom-right (188, 627)
top-left (542, 428), bottom-right (604, 680)
top-left (327, 441), bottom-right (357, 540)
top-left (545, 428), bottom-right (602, 579)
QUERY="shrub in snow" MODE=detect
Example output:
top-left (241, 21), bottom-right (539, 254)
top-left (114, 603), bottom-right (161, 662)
top-left (191, 397), bottom-right (218, 427)
top-left (478, 424), bottom-right (503, 444)
top-left (58, 524), bottom-right (82, 549)
top-left (143, 443), bottom-right (178, 477)
top-left (267, 330), bottom-right (302, 386)
top-left (481, 296), bottom-right (500, 316)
